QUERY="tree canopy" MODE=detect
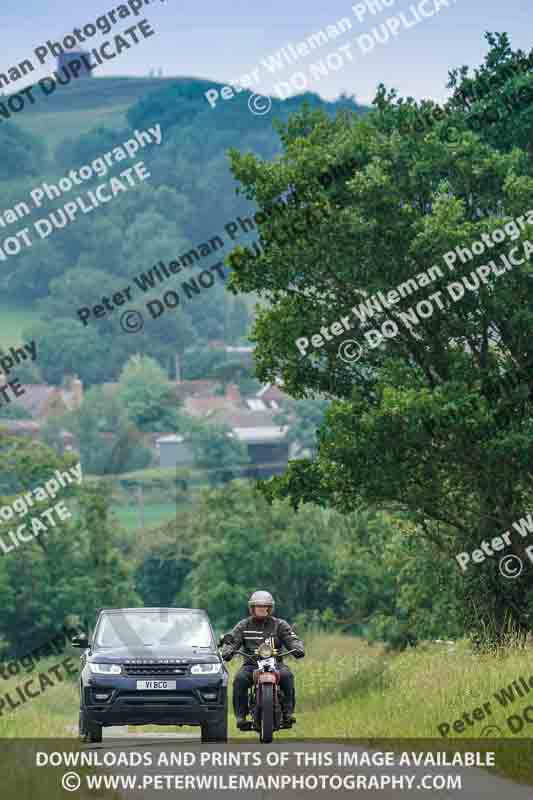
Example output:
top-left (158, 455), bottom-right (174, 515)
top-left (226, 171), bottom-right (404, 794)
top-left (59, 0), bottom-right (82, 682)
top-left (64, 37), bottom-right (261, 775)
top-left (227, 33), bottom-right (533, 638)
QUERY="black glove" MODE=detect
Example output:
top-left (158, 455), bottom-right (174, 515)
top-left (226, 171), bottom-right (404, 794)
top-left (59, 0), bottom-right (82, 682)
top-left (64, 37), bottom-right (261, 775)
top-left (293, 649), bottom-right (305, 659)
top-left (221, 646), bottom-right (234, 662)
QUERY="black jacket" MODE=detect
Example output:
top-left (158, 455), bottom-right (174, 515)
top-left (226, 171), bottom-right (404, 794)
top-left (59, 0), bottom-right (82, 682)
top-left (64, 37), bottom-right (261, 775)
top-left (222, 615), bottom-right (304, 663)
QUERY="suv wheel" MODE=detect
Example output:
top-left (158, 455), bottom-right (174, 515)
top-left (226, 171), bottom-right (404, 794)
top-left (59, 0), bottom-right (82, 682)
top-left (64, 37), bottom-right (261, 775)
top-left (79, 711), bottom-right (102, 743)
top-left (201, 712), bottom-right (228, 743)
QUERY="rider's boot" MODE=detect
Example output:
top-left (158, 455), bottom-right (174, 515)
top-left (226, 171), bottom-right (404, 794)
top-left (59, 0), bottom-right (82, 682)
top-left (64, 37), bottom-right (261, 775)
top-left (236, 714), bottom-right (249, 730)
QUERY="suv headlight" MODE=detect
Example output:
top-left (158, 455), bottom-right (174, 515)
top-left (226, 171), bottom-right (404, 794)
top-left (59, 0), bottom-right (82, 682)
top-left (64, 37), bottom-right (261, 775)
top-left (89, 663), bottom-right (122, 675)
top-left (190, 663), bottom-right (222, 675)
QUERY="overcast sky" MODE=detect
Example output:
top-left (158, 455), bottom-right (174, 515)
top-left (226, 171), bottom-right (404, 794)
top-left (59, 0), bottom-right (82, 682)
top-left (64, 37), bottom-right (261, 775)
top-left (1, 0), bottom-right (531, 105)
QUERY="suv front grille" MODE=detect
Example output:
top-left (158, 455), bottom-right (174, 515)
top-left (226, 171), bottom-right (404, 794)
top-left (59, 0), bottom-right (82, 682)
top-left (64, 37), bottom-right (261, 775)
top-left (123, 664), bottom-right (189, 677)
top-left (117, 691), bottom-right (195, 705)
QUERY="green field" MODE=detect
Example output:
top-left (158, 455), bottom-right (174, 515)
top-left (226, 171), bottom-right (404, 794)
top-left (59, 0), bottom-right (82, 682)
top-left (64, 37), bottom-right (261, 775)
top-left (21, 103), bottom-right (132, 156)
top-left (0, 303), bottom-right (41, 347)
top-left (110, 502), bottom-right (177, 531)
top-left (13, 76), bottom-right (186, 156)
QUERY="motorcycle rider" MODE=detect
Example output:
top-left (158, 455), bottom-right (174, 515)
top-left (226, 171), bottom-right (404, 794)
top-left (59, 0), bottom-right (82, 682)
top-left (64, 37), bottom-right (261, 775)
top-left (220, 590), bottom-right (305, 729)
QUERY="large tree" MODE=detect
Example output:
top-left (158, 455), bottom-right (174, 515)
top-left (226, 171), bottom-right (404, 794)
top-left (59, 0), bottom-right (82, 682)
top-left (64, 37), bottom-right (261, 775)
top-left (184, 418), bottom-right (250, 487)
top-left (116, 354), bottom-right (179, 432)
top-left (226, 34), bottom-right (533, 639)
top-left (0, 436), bottom-right (137, 653)
top-left (178, 482), bottom-right (336, 628)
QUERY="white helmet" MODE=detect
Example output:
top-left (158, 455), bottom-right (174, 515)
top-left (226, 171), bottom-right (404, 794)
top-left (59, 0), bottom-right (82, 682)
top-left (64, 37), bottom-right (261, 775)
top-left (248, 590), bottom-right (275, 614)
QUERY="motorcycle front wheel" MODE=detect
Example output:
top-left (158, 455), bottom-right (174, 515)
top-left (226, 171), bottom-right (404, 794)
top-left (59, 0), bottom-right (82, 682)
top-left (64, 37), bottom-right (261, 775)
top-left (260, 684), bottom-right (274, 743)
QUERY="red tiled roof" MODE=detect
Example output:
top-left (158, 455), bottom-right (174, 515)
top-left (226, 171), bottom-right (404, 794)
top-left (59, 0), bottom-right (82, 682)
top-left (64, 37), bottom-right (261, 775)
top-left (14, 383), bottom-right (85, 418)
top-left (175, 380), bottom-right (221, 399)
top-left (0, 420), bottom-right (41, 435)
top-left (16, 385), bottom-right (58, 418)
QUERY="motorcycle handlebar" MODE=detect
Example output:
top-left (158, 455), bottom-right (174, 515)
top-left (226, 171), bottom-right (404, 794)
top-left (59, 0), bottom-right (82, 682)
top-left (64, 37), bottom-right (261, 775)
top-left (234, 647), bottom-right (300, 660)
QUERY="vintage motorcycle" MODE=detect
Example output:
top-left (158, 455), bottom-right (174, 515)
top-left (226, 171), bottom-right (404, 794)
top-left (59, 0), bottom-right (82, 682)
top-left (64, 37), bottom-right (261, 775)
top-left (220, 635), bottom-right (299, 743)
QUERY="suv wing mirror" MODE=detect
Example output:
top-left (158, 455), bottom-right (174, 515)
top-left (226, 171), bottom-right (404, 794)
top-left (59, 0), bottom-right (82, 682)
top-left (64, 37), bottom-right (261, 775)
top-left (71, 634), bottom-right (90, 649)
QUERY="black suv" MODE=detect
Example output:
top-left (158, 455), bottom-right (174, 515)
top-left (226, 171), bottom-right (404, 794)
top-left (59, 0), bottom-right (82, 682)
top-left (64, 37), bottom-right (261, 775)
top-left (73, 607), bottom-right (227, 743)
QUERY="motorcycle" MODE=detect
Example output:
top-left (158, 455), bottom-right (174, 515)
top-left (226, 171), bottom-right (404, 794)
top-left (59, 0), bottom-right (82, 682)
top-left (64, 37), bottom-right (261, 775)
top-left (219, 635), bottom-right (299, 743)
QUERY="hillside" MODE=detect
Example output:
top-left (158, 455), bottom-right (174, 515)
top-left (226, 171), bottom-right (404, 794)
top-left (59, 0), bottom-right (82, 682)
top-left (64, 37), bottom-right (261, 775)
top-left (0, 76), bottom-right (369, 366)
top-left (11, 76), bottom-right (215, 154)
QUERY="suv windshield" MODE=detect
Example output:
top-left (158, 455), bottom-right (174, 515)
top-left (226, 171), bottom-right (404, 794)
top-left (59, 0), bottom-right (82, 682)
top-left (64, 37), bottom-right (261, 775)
top-left (94, 612), bottom-right (213, 649)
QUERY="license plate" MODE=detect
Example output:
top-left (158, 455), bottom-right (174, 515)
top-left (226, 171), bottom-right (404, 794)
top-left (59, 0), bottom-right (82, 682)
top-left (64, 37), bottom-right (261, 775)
top-left (136, 680), bottom-right (176, 690)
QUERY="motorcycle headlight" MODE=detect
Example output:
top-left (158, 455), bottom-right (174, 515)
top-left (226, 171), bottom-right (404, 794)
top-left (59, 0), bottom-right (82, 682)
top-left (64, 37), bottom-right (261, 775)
top-left (190, 663), bottom-right (222, 675)
top-left (257, 643), bottom-right (273, 658)
top-left (89, 663), bottom-right (122, 675)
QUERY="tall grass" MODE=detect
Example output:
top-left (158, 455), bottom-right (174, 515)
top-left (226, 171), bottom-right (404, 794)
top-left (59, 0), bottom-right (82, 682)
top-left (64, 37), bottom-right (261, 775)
top-left (268, 633), bottom-right (533, 741)
top-left (0, 653), bottom-right (79, 738)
